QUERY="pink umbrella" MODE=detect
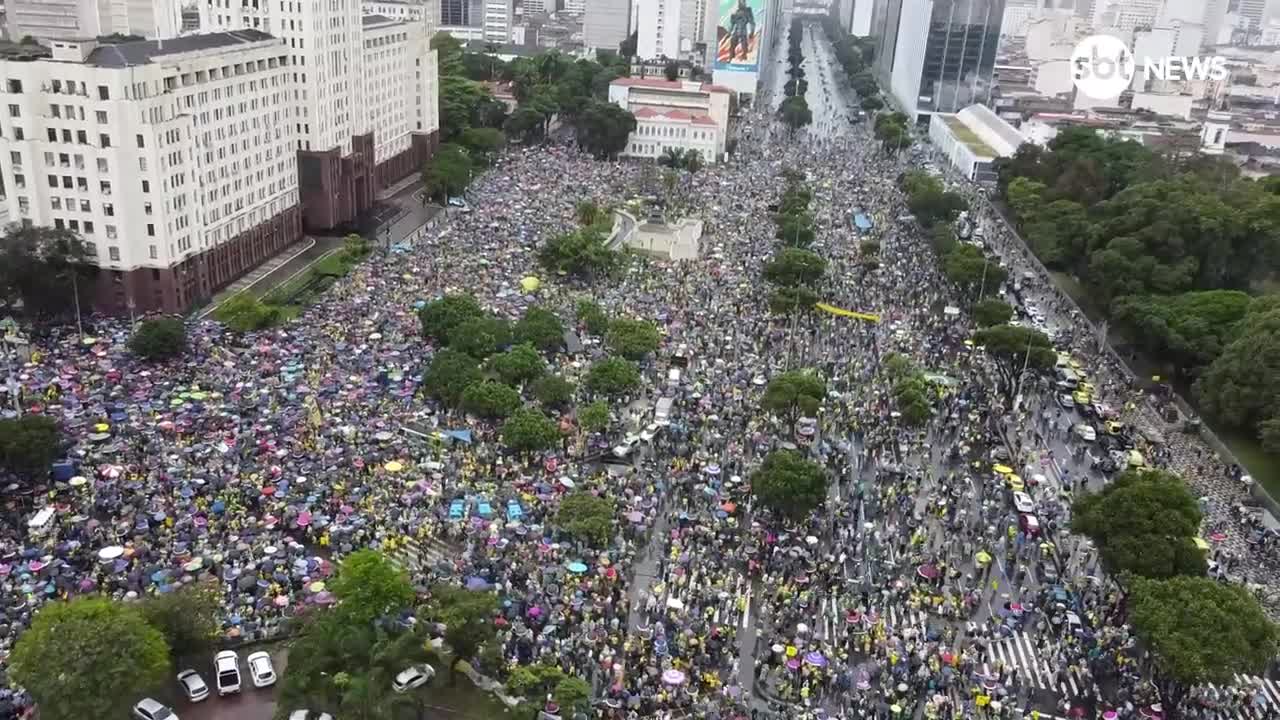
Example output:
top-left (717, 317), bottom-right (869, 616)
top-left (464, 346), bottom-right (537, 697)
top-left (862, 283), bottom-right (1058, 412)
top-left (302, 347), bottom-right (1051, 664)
top-left (297, 511), bottom-right (312, 527)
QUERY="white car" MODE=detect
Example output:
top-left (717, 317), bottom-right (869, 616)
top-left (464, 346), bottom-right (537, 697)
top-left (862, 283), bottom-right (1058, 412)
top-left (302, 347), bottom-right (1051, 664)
top-left (214, 650), bottom-right (241, 695)
top-left (176, 669), bottom-right (209, 702)
top-left (1012, 491), bottom-right (1035, 514)
top-left (392, 665), bottom-right (436, 693)
top-left (289, 712), bottom-right (335, 720)
top-left (247, 651), bottom-right (277, 688)
top-left (133, 698), bottom-right (177, 720)
top-left (1074, 424), bottom-right (1097, 442)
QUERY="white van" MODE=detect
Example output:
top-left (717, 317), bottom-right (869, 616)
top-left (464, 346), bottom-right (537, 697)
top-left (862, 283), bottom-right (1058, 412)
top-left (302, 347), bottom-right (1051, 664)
top-left (654, 397), bottom-right (674, 426)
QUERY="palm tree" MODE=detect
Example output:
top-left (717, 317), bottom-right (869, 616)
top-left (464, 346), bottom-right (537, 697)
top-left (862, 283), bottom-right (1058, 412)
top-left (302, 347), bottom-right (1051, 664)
top-left (658, 147), bottom-right (685, 168)
top-left (685, 151), bottom-right (703, 174)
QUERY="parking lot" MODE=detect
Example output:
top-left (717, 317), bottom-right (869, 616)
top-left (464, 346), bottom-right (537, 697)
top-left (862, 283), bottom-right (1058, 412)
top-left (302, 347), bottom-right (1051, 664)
top-left (161, 646), bottom-right (287, 720)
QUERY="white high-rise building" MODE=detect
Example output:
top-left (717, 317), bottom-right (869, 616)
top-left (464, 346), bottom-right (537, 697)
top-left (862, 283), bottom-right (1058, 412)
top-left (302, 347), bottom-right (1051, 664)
top-left (482, 0), bottom-right (512, 41)
top-left (585, 0), bottom-right (631, 51)
top-left (0, 32), bottom-right (301, 313)
top-left (9, 0), bottom-right (181, 41)
top-left (200, 0), bottom-right (441, 229)
top-left (637, 0), bottom-right (681, 58)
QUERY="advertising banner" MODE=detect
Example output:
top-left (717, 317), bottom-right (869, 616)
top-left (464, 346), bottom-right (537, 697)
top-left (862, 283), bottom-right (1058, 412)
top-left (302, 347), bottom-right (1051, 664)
top-left (713, 0), bottom-right (764, 71)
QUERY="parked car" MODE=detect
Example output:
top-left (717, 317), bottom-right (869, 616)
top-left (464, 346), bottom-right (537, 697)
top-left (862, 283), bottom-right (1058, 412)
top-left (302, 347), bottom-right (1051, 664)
top-left (392, 665), bottom-right (437, 693)
top-left (214, 650), bottom-right (241, 696)
top-left (1074, 424), bottom-right (1097, 442)
top-left (247, 651), bottom-right (277, 688)
top-left (1019, 513), bottom-right (1042, 538)
top-left (133, 698), bottom-right (177, 720)
top-left (176, 669), bottom-right (209, 702)
top-left (1012, 491), bottom-right (1035, 514)
top-left (1057, 393), bottom-right (1075, 410)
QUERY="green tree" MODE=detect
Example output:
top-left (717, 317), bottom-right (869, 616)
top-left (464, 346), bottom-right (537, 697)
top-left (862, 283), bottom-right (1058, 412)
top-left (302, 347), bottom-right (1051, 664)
top-left (577, 399), bottom-right (611, 432)
top-left (422, 143), bottom-right (474, 201)
top-left (1022, 199), bottom-right (1093, 270)
top-left (531, 374), bottom-right (575, 409)
top-left (769, 286), bottom-right (821, 315)
top-left (930, 222), bottom-right (957, 254)
top-left (972, 298), bottom-right (1014, 327)
top-left (0, 414), bottom-right (61, 480)
top-left (943, 244), bottom-right (1007, 293)
top-left (1071, 469), bottom-right (1206, 579)
top-left (1195, 305), bottom-right (1280, 433)
top-left (418, 293), bottom-right (485, 344)
top-left (659, 147), bottom-right (686, 168)
top-left (423, 349), bottom-right (483, 407)
top-left (606, 318), bottom-right (661, 361)
top-left (585, 357), bottom-right (641, 397)
top-left (1113, 290), bottom-right (1251, 378)
top-left (576, 200), bottom-right (604, 227)
top-left (1129, 575), bottom-right (1278, 714)
top-left (504, 106), bottom-right (546, 144)
top-left (1005, 176), bottom-right (1047, 224)
top-left (0, 225), bottom-right (96, 320)
top-left (572, 99), bottom-right (637, 159)
top-left (501, 408), bottom-right (561, 452)
top-left (972, 324), bottom-right (1057, 409)
top-left (214, 293), bottom-right (283, 332)
top-left (450, 316), bottom-right (512, 359)
top-left (10, 597), bottom-right (170, 720)
top-left (751, 450), bottom-right (828, 523)
top-left (555, 491), bottom-right (615, 546)
top-left (761, 370), bottom-right (826, 426)
top-left (330, 549), bottom-right (416, 626)
top-left (459, 127), bottom-right (505, 162)
top-left (128, 317), bottom-right (186, 360)
top-left (763, 247), bottom-right (827, 287)
top-left (779, 96), bottom-right (813, 135)
top-left (892, 374), bottom-right (934, 427)
top-left (512, 306), bottom-right (565, 353)
top-left (538, 227), bottom-right (623, 279)
top-left (576, 298), bottom-right (611, 335)
top-left (489, 343), bottom-right (547, 385)
top-left (460, 380), bottom-right (523, 419)
top-left (137, 581), bottom-right (222, 658)
top-left (421, 585), bottom-right (499, 674)
top-left (776, 212), bottom-right (817, 247)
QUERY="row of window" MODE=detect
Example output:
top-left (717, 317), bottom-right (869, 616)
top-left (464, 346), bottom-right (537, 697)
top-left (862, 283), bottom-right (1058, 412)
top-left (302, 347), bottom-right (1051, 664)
top-left (5, 79), bottom-right (112, 100)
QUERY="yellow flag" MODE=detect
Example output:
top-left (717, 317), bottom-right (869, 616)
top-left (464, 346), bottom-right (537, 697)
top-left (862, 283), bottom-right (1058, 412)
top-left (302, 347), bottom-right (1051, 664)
top-left (814, 302), bottom-right (881, 322)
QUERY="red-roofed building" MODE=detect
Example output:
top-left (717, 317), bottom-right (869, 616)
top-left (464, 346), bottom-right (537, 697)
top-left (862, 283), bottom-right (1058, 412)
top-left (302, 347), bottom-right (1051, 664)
top-left (608, 77), bottom-right (733, 163)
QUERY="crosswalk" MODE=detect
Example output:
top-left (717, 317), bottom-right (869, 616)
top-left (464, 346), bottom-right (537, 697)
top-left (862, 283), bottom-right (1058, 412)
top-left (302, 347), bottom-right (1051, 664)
top-left (389, 536), bottom-right (455, 578)
top-left (978, 632), bottom-right (1099, 700)
top-left (1203, 674), bottom-right (1280, 720)
top-left (814, 596), bottom-right (930, 640)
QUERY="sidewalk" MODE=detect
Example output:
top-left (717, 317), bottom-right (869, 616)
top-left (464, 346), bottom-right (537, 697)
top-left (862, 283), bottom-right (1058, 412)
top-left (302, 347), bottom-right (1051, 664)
top-left (198, 235), bottom-right (346, 319)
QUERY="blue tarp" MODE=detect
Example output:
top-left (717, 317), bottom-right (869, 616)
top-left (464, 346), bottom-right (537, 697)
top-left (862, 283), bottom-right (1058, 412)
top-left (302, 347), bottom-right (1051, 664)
top-left (445, 429), bottom-right (473, 444)
top-left (853, 212), bottom-right (874, 232)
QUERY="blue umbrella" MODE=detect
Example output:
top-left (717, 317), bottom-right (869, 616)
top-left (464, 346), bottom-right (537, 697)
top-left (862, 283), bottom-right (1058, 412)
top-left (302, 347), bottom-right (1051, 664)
top-left (567, 562), bottom-right (588, 574)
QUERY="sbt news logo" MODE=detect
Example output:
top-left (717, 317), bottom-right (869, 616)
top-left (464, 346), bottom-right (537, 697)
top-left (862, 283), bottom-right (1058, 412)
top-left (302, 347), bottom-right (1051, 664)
top-left (1070, 34), bottom-right (1228, 99)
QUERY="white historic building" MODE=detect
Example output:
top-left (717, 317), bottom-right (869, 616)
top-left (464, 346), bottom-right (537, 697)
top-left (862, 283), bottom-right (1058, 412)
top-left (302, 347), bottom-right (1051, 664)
top-left (609, 77), bottom-right (732, 164)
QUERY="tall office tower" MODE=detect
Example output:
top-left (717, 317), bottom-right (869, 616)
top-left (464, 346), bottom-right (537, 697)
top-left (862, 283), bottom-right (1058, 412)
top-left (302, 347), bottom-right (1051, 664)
top-left (483, 0), bottom-right (512, 40)
top-left (637, 0), bottom-right (682, 57)
top-left (10, 0), bottom-right (181, 41)
top-left (585, 0), bottom-right (632, 51)
top-left (201, 0), bottom-right (441, 229)
top-left (1238, 0), bottom-right (1265, 27)
top-left (0, 32), bottom-right (301, 312)
top-left (872, 0), bottom-right (1006, 120)
top-left (678, 0), bottom-right (706, 52)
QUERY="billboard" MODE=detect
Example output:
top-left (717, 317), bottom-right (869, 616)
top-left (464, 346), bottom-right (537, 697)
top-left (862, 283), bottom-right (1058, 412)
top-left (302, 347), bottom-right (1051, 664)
top-left (713, 0), bottom-right (764, 71)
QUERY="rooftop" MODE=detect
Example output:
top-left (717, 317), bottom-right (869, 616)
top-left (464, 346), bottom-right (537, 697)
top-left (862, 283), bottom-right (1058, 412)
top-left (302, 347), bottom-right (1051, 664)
top-left (956, 104), bottom-right (1026, 154)
top-left (942, 116), bottom-right (1000, 158)
top-left (361, 13), bottom-right (399, 27)
top-left (85, 30), bottom-right (276, 67)
top-left (611, 77), bottom-right (732, 94)
top-left (633, 107), bottom-right (718, 125)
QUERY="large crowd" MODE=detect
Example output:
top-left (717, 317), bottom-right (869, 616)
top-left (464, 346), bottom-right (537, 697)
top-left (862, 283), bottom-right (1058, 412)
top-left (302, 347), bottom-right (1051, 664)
top-left (0, 16), bottom-right (1275, 720)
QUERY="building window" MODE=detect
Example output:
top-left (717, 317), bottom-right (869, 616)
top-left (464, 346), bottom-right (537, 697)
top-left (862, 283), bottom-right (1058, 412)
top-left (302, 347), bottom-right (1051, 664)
top-left (50, 197), bottom-right (61, 210)
top-left (6, 79), bottom-right (21, 93)
top-left (99, 134), bottom-right (111, 148)
top-left (46, 128), bottom-right (56, 142)
top-left (107, 225), bottom-right (117, 239)
top-left (141, 180), bottom-right (150, 193)
top-left (144, 201), bottom-right (152, 215)
top-left (84, 221), bottom-right (93, 234)
top-left (8, 151), bottom-right (19, 166)
top-left (6, 105), bottom-right (17, 118)
top-left (98, 85), bottom-right (109, 100)
top-left (103, 203), bottom-right (113, 216)
top-left (53, 218), bottom-right (64, 230)
top-left (100, 180), bottom-right (111, 195)
top-left (136, 134), bottom-right (145, 148)
top-left (148, 244), bottom-right (157, 259)
top-left (108, 246), bottom-right (120, 262)
top-left (11, 174), bottom-right (23, 189)
top-left (49, 105), bottom-right (60, 118)
top-left (79, 199), bottom-right (90, 212)
top-left (95, 110), bottom-right (107, 124)
top-left (84, 241), bottom-right (96, 255)
top-left (96, 158), bottom-right (108, 173)
top-left (146, 223), bottom-right (155, 236)
top-left (13, 127), bottom-right (22, 141)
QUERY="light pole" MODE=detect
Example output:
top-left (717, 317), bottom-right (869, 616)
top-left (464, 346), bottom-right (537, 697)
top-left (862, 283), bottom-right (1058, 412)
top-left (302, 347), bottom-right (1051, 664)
top-left (71, 271), bottom-right (83, 341)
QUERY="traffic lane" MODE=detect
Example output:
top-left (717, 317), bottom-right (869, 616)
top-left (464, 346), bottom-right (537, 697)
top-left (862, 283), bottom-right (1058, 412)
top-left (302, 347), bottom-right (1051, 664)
top-left (179, 646), bottom-right (288, 720)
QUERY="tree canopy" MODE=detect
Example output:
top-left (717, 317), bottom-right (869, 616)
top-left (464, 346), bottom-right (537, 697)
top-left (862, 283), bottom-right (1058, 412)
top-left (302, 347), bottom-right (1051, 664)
top-left (761, 370), bottom-right (826, 425)
top-left (501, 408), bottom-right (561, 452)
top-left (460, 380), bottom-right (523, 419)
top-left (1071, 469), bottom-right (1206, 579)
top-left (422, 349), bottom-right (483, 407)
top-left (972, 324), bottom-right (1056, 408)
top-left (10, 597), bottom-right (170, 720)
top-left (763, 247), bottom-right (827, 287)
top-left (606, 318), bottom-right (662, 361)
top-left (554, 491), bottom-right (615, 546)
top-left (418, 293), bottom-right (486, 344)
top-left (531, 374), bottom-right (575, 409)
top-left (513, 306), bottom-right (565, 352)
top-left (1129, 575), bottom-right (1278, 711)
top-left (329, 549), bottom-right (416, 625)
top-left (585, 357), bottom-right (641, 397)
top-left (489, 342), bottom-right (546, 385)
top-left (0, 225), bottom-right (96, 319)
top-left (128, 317), bottom-right (187, 360)
top-left (1113, 290), bottom-right (1251, 379)
top-left (972, 298), bottom-right (1014, 327)
top-left (138, 581), bottom-right (223, 658)
top-left (751, 450), bottom-right (828, 523)
top-left (538, 226), bottom-right (623, 280)
top-left (0, 414), bottom-right (61, 480)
